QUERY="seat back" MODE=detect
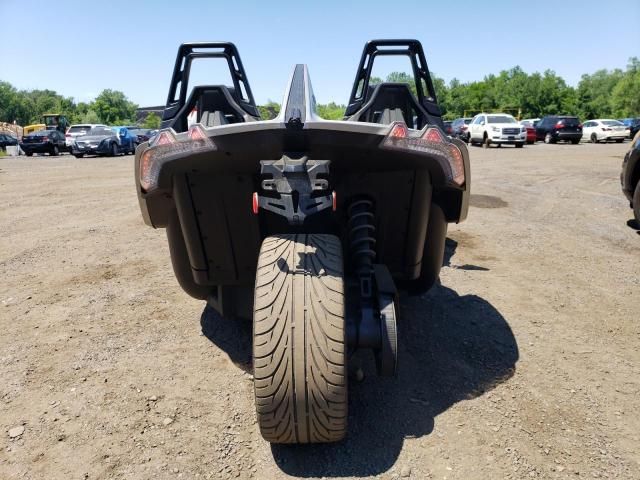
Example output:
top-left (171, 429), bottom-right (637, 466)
top-left (347, 83), bottom-right (435, 129)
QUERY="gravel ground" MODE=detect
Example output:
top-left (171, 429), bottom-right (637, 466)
top-left (1, 141), bottom-right (638, 480)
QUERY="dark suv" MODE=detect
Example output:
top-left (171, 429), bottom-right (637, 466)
top-left (621, 132), bottom-right (640, 223)
top-left (620, 118), bottom-right (640, 139)
top-left (451, 117), bottom-right (472, 141)
top-left (536, 116), bottom-right (582, 144)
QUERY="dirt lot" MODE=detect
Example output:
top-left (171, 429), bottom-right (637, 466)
top-left (1, 142), bottom-right (639, 480)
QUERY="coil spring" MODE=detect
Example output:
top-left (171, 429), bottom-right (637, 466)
top-left (347, 198), bottom-right (376, 277)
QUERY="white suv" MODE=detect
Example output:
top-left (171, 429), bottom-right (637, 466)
top-left (65, 124), bottom-right (107, 150)
top-left (468, 113), bottom-right (527, 148)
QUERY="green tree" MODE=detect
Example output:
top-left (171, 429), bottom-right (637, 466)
top-left (317, 102), bottom-right (345, 120)
top-left (610, 58), bottom-right (640, 117)
top-left (80, 109), bottom-right (101, 124)
top-left (92, 89), bottom-right (138, 124)
top-left (577, 68), bottom-right (625, 119)
top-left (141, 112), bottom-right (161, 129)
top-left (258, 101), bottom-right (280, 120)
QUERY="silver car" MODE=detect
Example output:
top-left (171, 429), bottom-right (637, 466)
top-left (65, 124), bottom-right (107, 150)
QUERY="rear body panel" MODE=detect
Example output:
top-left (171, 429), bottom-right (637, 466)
top-left (135, 41), bottom-right (469, 303)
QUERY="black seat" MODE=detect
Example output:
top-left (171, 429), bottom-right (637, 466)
top-left (198, 88), bottom-right (245, 127)
top-left (165, 85), bottom-right (258, 131)
top-left (346, 83), bottom-right (429, 129)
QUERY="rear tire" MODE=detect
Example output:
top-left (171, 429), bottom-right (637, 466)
top-left (253, 234), bottom-right (347, 444)
top-left (591, 133), bottom-right (599, 144)
top-left (111, 143), bottom-right (118, 157)
top-left (615, 139), bottom-right (624, 143)
top-left (482, 134), bottom-right (490, 148)
top-left (51, 145), bottom-right (59, 156)
top-left (571, 139), bottom-right (580, 144)
top-left (25, 152), bottom-right (33, 157)
top-left (74, 154), bottom-right (84, 158)
top-left (515, 142), bottom-right (524, 148)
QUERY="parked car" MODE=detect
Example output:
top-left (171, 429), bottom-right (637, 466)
top-left (468, 113), bottom-right (526, 148)
top-left (19, 130), bottom-right (66, 156)
top-left (620, 131), bottom-right (640, 222)
top-left (520, 118), bottom-right (540, 127)
top-left (451, 117), bottom-right (472, 140)
top-left (0, 132), bottom-right (19, 151)
top-left (65, 124), bottom-right (107, 150)
top-left (129, 128), bottom-right (153, 144)
top-left (519, 122), bottom-right (536, 144)
top-left (535, 116), bottom-right (582, 144)
top-left (443, 120), bottom-right (453, 135)
top-left (71, 126), bottom-right (137, 157)
top-left (619, 118), bottom-right (640, 139)
top-left (583, 119), bottom-right (629, 143)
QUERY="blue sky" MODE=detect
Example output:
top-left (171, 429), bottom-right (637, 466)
top-left (2, 0), bottom-right (639, 107)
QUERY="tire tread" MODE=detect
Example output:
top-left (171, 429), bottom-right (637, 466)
top-left (253, 234), bottom-right (347, 443)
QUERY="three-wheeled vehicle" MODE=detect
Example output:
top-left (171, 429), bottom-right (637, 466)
top-left (135, 39), bottom-right (470, 443)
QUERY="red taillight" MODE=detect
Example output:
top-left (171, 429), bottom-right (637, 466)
top-left (42, 137), bottom-right (49, 141)
top-left (381, 122), bottom-right (465, 186)
top-left (187, 124), bottom-right (208, 141)
top-left (388, 123), bottom-right (408, 138)
top-left (578, 124), bottom-right (583, 129)
top-left (252, 192), bottom-right (259, 214)
top-left (554, 122), bottom-right (564, 129)
top-left (140, 125), bottom-right (216, 192)
top-left (152, 130), bottom-right (176, 146)
top-left (423, 127), bottom-right (445, 143)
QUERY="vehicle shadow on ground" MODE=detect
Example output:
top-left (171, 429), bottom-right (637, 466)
top-left (200, 306), bottom-right (253, 373)
top-left (626, 219), bottom-right (640, 235)
top-left (443, 237), bottom-right (490, 271)
top-left (200, 239), bottom-right (518, 477)
top-left (270, 284), bottom-right (518, 477)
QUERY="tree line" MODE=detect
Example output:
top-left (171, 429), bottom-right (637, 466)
top-left (1, 58), bottom-right (637, 128)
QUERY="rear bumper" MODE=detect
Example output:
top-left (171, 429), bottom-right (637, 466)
top-left (603, 133), bottom-right (627, 140)
top-left (555, 131), bottom-right (582, 141)
top-left (19, 143), bottom-right (52, 153)
top-left (72, 144), bottom-right (111, 155)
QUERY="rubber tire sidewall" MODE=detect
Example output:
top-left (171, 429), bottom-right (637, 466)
top-left (633, 181), bottom-right (640, 224)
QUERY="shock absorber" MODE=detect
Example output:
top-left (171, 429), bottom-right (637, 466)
top-left (347, 198), bottom-right (379, 348)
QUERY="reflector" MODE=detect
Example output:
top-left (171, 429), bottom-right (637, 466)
top-left (188, 124), bottom-right (208, 141)
top-left (151, 129), bottom-right (176, 147)
top-left (388, 122), bottom-right (408, 138)
top-left (422, 127), bottom-right (444, 143)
